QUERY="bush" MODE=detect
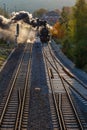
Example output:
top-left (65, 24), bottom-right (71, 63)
top-left (74, 39), bottom-right (87, 68)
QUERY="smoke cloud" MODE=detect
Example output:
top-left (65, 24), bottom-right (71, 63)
top-left (11, 11), bottom-right (32, 24)
top-left (0, 15), bottom-right (11, 29)
top-left (0, 11), bottom-right (36, 44)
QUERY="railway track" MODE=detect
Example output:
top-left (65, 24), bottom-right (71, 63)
top-left (0, 38), bottom-right (87, 130)
top-left (0, 44), bottom-right (24, 105)
top-left (0, 43), bottom-right (32, 130)
top-left (42, 43), bottom-right (87, 130)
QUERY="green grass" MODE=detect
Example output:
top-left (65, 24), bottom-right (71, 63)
top-left (0, 50), bottom-right (9, 67)
top-left (0, 41), bottom-right (14, 68)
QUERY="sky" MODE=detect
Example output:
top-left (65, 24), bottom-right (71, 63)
top-left (0, 0), bottom-right (76, 13)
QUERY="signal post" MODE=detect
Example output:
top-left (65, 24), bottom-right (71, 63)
top-left (15, 23), bottom-right (19, 47)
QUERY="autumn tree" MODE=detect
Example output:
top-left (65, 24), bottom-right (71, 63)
top-left (50, 22), bottom-right (65, 40)
top-left (51, 1), bottom-right (87, 71)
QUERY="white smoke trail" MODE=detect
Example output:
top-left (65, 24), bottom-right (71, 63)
top-left (0, 11), bottom-right (36, 44)
top-left (0, 21), bottom-right (31, 43)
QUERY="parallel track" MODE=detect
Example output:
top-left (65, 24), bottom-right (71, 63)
top-left (0, 39), bottom-right (87, 130)
top-left (0, 43), bottom-right (32, 130)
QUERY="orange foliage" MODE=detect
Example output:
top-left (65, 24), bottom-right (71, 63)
top-left (50, 22), bottom-right (65, 39)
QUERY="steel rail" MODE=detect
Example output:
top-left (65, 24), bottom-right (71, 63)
top-left (43, 48), bottom-right (63, 130)
top-left (14, 89), bottom-right (22, 130)
top-left (45, 45), bottom-right (87, 100)
top-left (49, 43), bottom-right (87, 89)
top-left (61, 77), bottom-right (84, 130)
top-left (43, 43), bottom-right (84, 129)
top-left (62, 76), bottom-right (87, 100)
top-left (47, 44), bottom-right (85, 129)
top-left (58, 93), bottom-right (67, 130)
top-left (0, 44), bottom-right (27, 126)
top-left (18, 44), bottom-right (32, 130)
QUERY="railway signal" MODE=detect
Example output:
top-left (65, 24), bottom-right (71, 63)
top-left (15, 23), bottom-right (19, 47)
top-left (16, 23), bottom-right (19, 36)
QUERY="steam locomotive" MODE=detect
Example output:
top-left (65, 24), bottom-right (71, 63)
top-left (40, 33), bottom-right (50, 43)
top-left (39, 26), bottom-right (50, 43)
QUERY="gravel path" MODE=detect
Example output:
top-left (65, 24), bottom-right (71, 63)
top-left (28, 42), bottom-right (53, 130)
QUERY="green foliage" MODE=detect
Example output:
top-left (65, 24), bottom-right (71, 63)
top-left (62, 38), bottom-right (75, 61)
top-left (60, 0), bottom-right (87, 72)
top-left (74, 39), bottom-right (87, 68)
top-left (74, 0), bottom-right (87, 41)
top-left (0, 7), bottom-right (9, 17)
top-left (73, 0), bottom-right (87, 70)
top-left (61, 7), bottom-right (75, 59)
top-left (33, 8), bottom-right (48, 18)
top-left (0, 7), bottom-right (4, 14)
top-left (0, 39), bottom-right (14, 67)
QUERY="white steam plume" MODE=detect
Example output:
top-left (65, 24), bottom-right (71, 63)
top-left (0, 11), bottom-right (37, 44)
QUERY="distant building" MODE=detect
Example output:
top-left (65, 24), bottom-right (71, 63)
top-left (42, 11), bottom-right (61, 25)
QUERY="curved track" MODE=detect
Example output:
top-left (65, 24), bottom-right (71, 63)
top-left (42, 43), bottom-right (87, 130)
